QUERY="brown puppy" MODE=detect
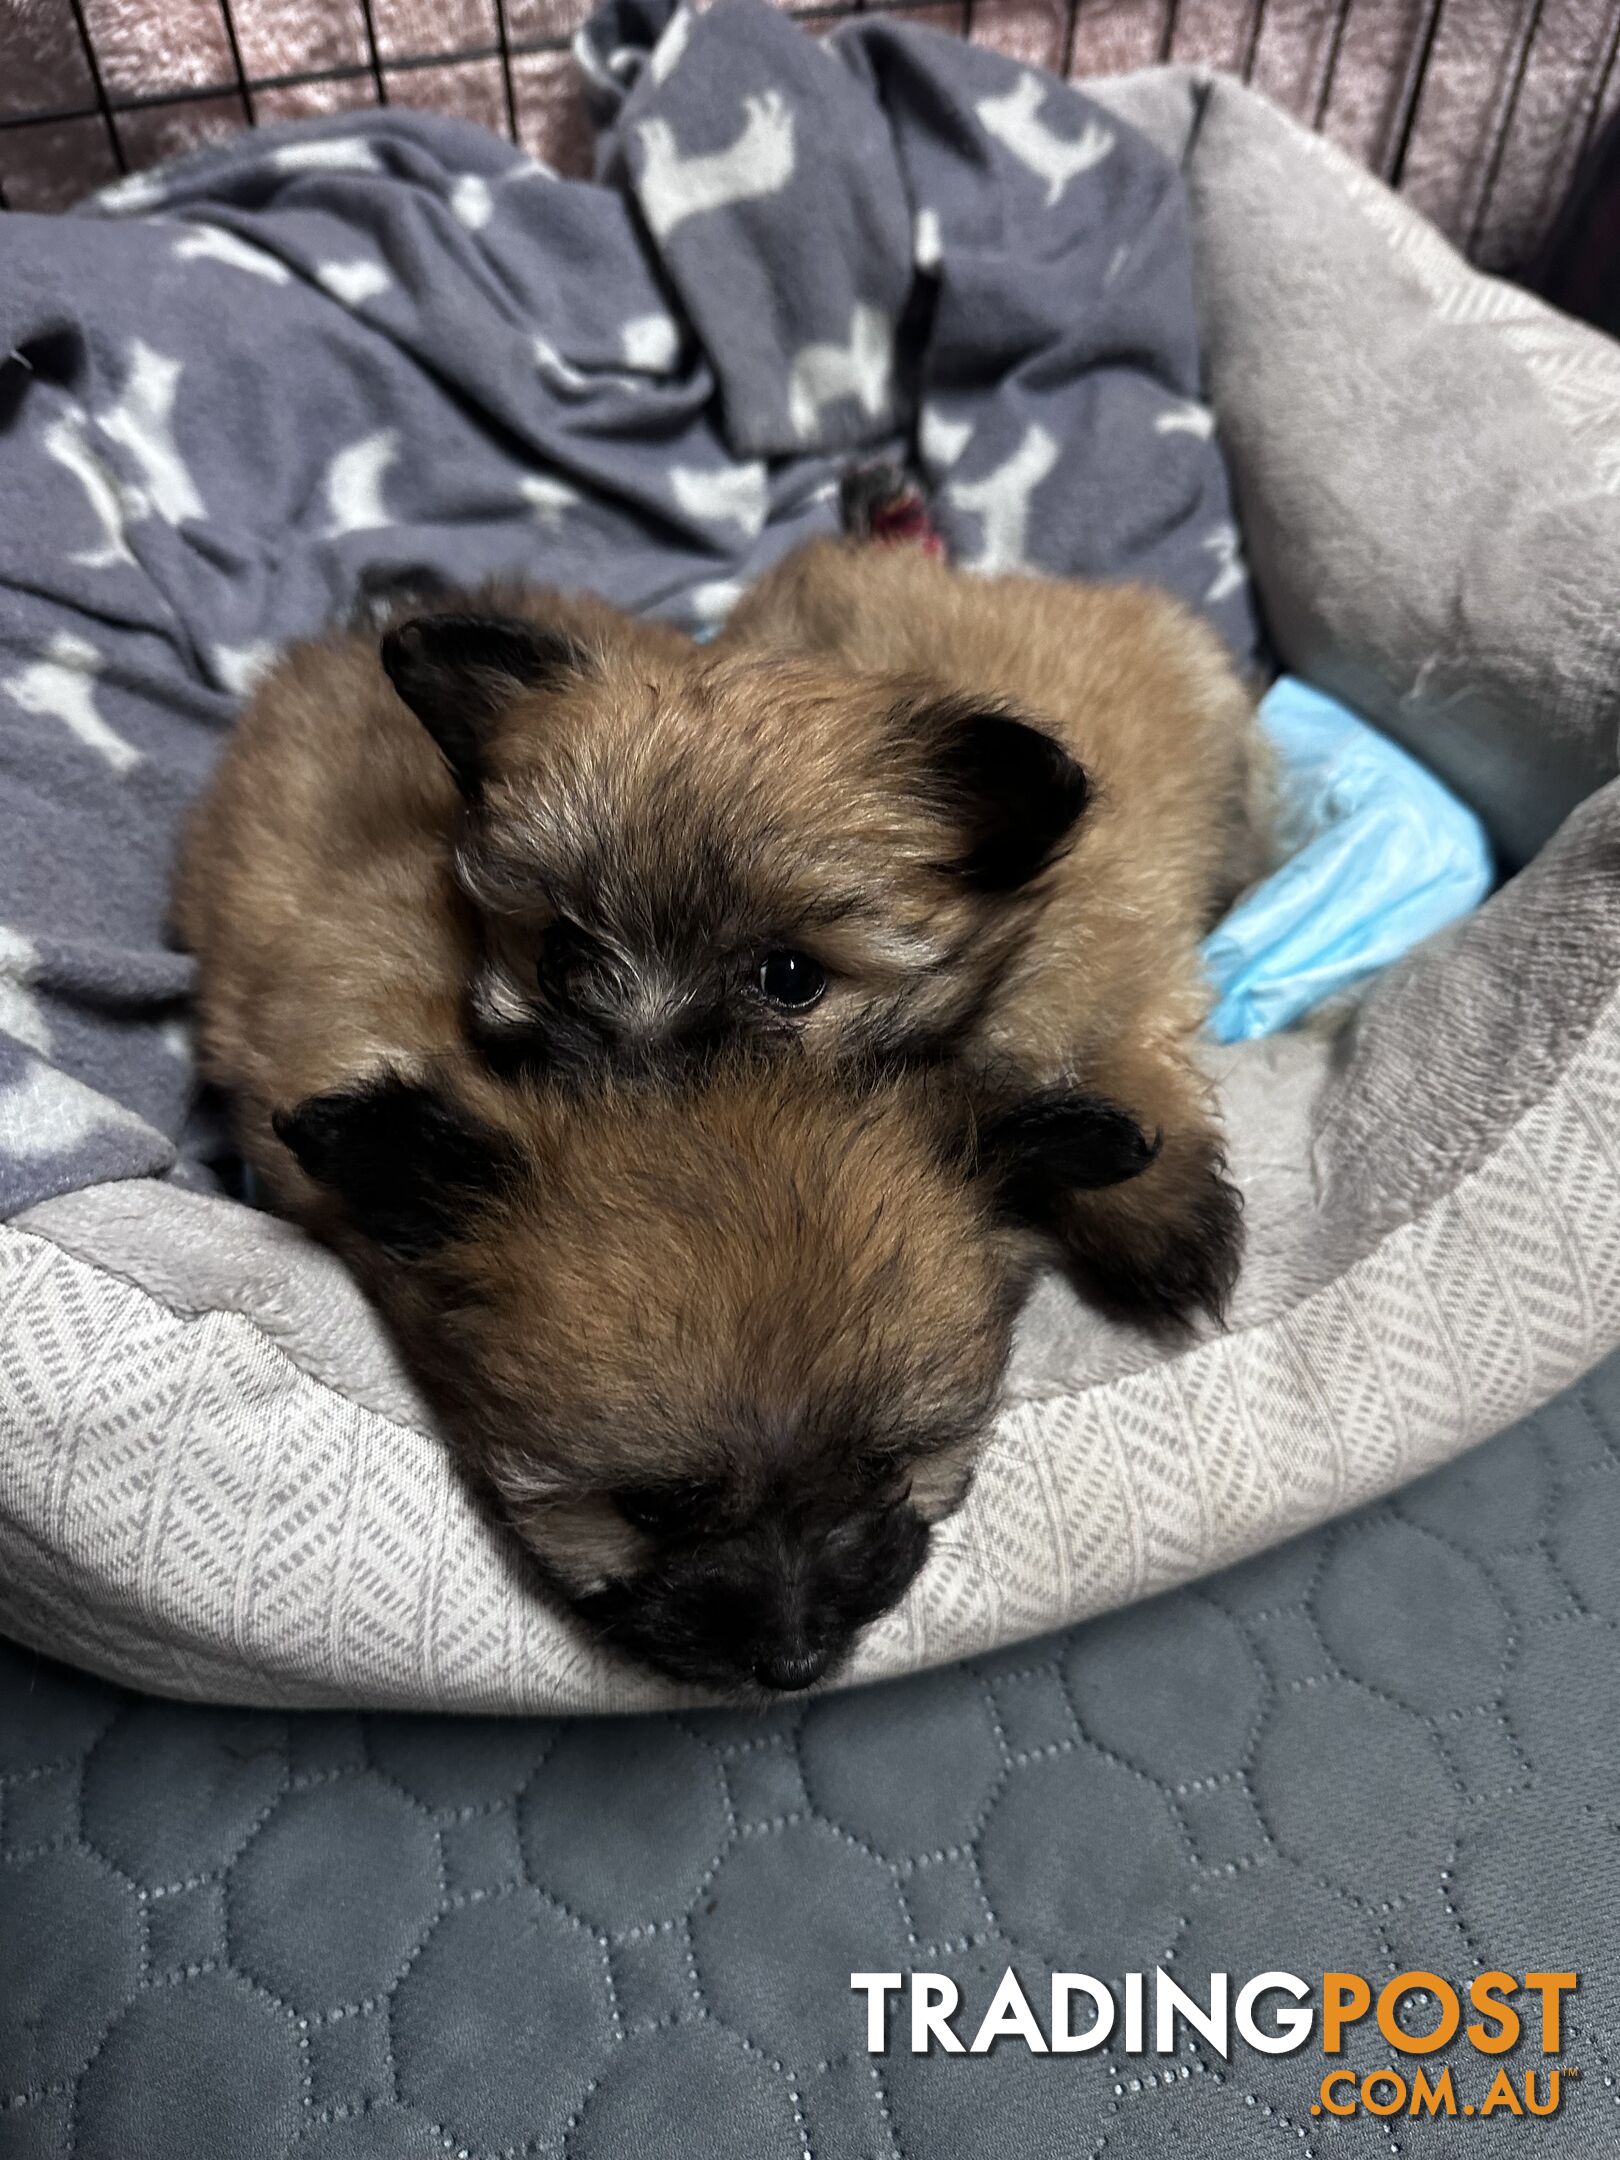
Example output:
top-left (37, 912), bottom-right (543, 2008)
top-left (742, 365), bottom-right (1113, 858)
top-left (375, 546), bottom-right (1269, 1327)
top-left (173, 613), bottom-right (1153, 1692)
top-left (267, 1055), bottom-right (1140, 1692)
top-left (172, 585), bottom-right (694, 1146)
top-left (720, 541), bottom-right (1272, 1328)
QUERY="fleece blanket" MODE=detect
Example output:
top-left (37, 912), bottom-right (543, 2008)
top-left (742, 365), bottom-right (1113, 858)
top-left (0, 0), bottom-right (1256, 1218)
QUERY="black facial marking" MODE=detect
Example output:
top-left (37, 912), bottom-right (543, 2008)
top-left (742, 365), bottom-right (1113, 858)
top-left (380, 611), bottom-right (591, 800)
top-left (474, 808), bottom-right (827, 1079)
top-left (534, 917), bottom-right (602, 1002)
top-left (613, 1480), bottom-right (724, 1539)
top-left (920, 702), bottom-right (1089, 892)
top-left (573, 1498), bottom-right (932, 1694)
top-left (978, 1086), bottom-right (1159, 1224)
top-left (272, 1075), bottom-right (516, 1257)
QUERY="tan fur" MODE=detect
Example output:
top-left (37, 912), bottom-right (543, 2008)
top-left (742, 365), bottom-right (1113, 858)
top-left (457, 642), bottom-right (1036, 1061)
top-left (374, 1058), bottom-right (1018, 1591)
top-left (720, 539), bottom-right (1270, 1058)
top-left (171, 586), bottom-right (689, 1205)
top-left (717, 540), bottom-right (1273, 1319)
top-left (173, 609), bottom-right (1030, 1687)
top-left (397, 547), bottom-right (1269, 1322)
top-left (180, 538), bottom-right (1269, 1370)
top-left (174, 623), bottom-right (465, 1213)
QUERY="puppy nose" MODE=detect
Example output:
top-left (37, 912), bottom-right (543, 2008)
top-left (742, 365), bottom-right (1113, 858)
top-left (754, 1645), bottom-right (828, 1693)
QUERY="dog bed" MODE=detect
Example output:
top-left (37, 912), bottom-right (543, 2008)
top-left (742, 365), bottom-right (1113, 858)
top-left (4, 1351), bottom-right (1615, 2158)
top-left (2, 29), bottom-right (1619, 1709)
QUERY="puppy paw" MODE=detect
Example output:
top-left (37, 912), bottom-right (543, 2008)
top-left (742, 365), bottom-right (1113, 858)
top-left (1116, 1162), bottom-right (1244, 1330)
top-left (1058, 1143), bottom-right (1244, 1334)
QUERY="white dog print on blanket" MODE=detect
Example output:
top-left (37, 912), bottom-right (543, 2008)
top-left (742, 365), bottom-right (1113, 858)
top-left (637, 91), bottom-right (797, 240)
top-left (977, 73), bottom-right (1116, 206)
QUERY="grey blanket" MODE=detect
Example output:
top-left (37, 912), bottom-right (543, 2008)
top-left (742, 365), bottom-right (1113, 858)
top-left (0, 0), bottom-right (1255, 1217)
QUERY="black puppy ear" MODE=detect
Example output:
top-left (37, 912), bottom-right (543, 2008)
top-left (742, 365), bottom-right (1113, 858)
top-left (917, 701), bottom-right (1088, 892)
top-left (272, 1075), bottom-right (516, 1257)
top-left (380, 612), bottom-right (590, 800)
top-left (977, 1086), bottom-right (1159, 1223)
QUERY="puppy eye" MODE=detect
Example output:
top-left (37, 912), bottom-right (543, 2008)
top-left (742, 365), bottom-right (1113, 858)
top-left (613, 1483), bottom-right (713, 1537)
top-left (757, 949), bottom-right (827, 1010)
top-left (855, 1455), bottom-right (907, 1495)
top-left (537, 919), bottom-right (586, 995)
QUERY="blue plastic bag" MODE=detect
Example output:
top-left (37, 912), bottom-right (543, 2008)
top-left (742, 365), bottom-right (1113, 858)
top-left (1201, 677), bottom-right (1494, 1044)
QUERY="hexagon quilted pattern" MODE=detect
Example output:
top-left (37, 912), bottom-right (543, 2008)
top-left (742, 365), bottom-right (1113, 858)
top-left (4, 1354), bottom-right (1620, 2157)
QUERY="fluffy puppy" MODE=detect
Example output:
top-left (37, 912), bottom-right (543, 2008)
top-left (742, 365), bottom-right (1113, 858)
top-left (374, 546), bottom-right (1269, 1327)
top-left (172, 585), bottom-right (694, 1139)
top-left (720, 542), bottom-right (1273, 1328)
top-left (262, 1055), bottom-right (1144, 1692)
top-left (173, 617), bottom-right (1155, 1692)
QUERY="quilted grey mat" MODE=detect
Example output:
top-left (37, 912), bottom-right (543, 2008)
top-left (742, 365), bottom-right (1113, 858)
top-left (4, 1352), bottom-right (1618, 2158)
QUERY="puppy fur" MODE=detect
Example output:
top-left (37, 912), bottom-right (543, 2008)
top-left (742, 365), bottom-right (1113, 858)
top-left (173, 611), bottom-right (1148, 1691)
top-left (171, 585), bottom-right (691, 1178)
top-left (374, 546), bottom-right (1271, 1327)
top-left (728, 542), bottom-right (1272, 1326)
top-left (285, 1055), bottom-right (1114, 1691)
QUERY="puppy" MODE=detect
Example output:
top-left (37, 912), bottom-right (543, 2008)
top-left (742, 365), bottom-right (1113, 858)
top-left (720, 541), bottom-right (1273, 1327)
top-left (374, 545), bottom-right (1270, 1327)
top-left (173, 616), bottom-right (1156, 1692)
top-left (172, 585), bottom-right (695, 1138)
top-left (265, 1055), bottom-right (1146, 1692)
